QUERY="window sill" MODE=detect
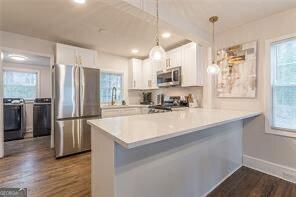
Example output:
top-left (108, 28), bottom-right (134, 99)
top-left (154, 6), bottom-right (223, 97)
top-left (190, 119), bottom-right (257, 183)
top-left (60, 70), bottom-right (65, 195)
top-left (265, 127), bottom-right (296, 138)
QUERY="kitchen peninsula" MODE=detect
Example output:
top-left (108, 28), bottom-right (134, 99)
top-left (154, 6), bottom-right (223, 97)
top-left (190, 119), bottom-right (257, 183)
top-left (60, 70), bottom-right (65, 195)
top-left (88, 108), bottom-right (261, 197)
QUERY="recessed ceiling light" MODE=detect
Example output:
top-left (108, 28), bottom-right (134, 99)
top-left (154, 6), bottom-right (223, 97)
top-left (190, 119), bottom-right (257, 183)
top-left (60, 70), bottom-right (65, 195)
top-left (131, 49), bottom-right (139, 54)
top-left (8, 54), bottom-right (28, 61)
top-left (73, 0), bottom-right (86, 4)
top-left (161, 32), bottom-right (171, 38)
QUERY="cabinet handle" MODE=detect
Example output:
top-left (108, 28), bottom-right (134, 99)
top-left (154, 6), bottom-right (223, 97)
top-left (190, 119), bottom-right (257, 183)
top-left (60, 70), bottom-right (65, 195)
top-left (133, 80), bottom-right (136, 88)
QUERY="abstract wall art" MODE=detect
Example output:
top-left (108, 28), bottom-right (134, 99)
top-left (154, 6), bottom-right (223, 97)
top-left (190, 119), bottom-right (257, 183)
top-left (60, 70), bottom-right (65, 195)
top-left (216, 41), bottom-right (257, 98)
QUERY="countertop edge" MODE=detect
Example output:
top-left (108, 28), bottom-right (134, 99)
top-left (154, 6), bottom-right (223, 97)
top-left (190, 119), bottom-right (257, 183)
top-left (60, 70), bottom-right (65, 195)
top-left (88, 111), bottom-right (261, 149)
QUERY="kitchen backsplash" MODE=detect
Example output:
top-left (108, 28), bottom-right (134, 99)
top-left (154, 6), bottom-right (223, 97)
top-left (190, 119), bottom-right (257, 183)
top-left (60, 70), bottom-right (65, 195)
top-left (128, 87), bottom-right (203, 107)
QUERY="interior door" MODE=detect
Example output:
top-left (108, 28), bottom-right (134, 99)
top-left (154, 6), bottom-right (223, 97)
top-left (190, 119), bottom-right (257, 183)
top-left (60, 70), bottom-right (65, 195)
top-left (80, 67), bottom-right (100, 117)
top-left (55, 119), bottom-right (80, 158)
top-left (54, 64), bottom-right (80, 119)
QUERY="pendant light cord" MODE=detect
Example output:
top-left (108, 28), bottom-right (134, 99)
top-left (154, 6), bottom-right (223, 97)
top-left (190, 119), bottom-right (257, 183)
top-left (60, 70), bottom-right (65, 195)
top-left (212, 21), bottom-right (215, 64)
top-left (156, 0), bottom-right (159, 46)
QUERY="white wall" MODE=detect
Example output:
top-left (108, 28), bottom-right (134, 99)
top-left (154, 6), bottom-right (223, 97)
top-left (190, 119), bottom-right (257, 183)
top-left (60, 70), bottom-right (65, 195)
top-left (214, 8), bottom-right (296, 170)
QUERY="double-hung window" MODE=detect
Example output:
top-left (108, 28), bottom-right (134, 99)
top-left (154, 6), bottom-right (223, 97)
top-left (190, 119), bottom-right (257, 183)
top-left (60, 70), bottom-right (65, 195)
top-left (3, 69), bottom-right (39, 100)
top-left (270, 37), bottom-right (296, 132)
top-left (100, 71), bottom-right (123, 104)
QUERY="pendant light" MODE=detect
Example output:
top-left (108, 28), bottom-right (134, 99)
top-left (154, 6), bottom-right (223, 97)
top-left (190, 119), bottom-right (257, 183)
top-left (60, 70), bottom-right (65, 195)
top-left (149, 0), bottom-right (166, 63)
top-left (207, 16), bottom-right (220, 75)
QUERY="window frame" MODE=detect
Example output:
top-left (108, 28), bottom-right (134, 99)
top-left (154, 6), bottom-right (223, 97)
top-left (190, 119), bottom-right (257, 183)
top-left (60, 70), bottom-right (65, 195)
top-left (3, 67), bottom-right (40, 101)
top-left (265, 33), bottom-right (296, 138)
top-left (100, 69), bottom-right (124, 105)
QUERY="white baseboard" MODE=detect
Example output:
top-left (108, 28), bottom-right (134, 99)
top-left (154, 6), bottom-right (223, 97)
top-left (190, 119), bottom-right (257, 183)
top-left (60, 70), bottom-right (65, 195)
top-left (202, 164), bottom-right (242, 197)
top-left (243, 154), bottom-right (296, 183)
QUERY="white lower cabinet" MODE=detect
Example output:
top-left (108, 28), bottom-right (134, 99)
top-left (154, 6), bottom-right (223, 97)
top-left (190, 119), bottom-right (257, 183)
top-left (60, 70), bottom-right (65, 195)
top-left (101, 107), bottom-right (148, 118)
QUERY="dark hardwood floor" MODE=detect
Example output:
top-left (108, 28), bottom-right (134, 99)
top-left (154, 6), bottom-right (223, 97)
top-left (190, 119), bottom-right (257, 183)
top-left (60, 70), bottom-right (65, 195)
top-left (208, 166), bottom-right (296, 197)
top-left (0, 137), bottom-right (295, 197)
top-left (0, 136), bottom-right (90, 197)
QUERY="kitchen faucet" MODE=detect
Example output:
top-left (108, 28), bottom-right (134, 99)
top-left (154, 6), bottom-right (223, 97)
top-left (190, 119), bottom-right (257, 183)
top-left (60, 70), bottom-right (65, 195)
top-left (111, 87), bottom-right (117, 105)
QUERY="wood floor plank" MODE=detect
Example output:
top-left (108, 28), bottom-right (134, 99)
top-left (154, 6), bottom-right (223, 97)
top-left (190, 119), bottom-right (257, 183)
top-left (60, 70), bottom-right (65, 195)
top-left (209, 166), bottom-right (296, 197)
top-left (0, 137), bottom-right (90, 197)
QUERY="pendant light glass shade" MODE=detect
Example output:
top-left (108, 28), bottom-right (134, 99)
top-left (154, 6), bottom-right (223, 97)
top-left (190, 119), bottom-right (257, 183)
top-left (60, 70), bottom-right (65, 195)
top-left (207, 63), bottom-right (220, 74)
top-left (149, 0), bottom-right (166, 63)
top-left (149, 45), bottom-right (166, 63)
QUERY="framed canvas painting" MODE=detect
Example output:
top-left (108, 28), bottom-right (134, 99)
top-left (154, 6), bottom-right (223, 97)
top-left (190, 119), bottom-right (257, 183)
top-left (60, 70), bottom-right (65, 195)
top-left (216, 41), bottom-right (257, 98)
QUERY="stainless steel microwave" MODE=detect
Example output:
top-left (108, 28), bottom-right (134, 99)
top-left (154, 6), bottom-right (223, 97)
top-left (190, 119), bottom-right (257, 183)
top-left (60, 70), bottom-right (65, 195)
top-left (157, 67), bottom-right (181, 87)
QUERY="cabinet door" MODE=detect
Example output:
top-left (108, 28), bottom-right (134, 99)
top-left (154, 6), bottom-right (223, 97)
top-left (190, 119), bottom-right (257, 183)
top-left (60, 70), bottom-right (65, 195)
top-left (182, 42), bottom-right (196, 87)
top-left (167, 48), bottom-right (182, 69)
top-left (120, 108), bottom-right (141, 116)
top-left (129, 59), bottom-right (143, 89)
top-left (142, 59), bottom-right (152, 89)
top-left (181, 42), bottom-right (204, 87)
top-left (56, 43), bottom-right (77, 65)
top-left (77, 48), bottom-right (97, 68)
top-left (101, 109), bottom-right (121, 118)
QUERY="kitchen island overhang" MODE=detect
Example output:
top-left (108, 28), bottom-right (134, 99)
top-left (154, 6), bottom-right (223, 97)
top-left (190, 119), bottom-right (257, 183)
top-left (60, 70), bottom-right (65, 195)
top-left (88, 108), bottom-right (261, 197)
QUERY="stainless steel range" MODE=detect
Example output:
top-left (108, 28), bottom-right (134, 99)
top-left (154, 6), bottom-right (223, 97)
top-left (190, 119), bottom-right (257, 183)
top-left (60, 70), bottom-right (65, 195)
top-left (149, 96), bottom-right (188, 114)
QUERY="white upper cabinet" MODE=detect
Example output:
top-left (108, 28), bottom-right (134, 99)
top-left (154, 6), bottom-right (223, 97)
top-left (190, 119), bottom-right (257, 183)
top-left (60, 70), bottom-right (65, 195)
top-left (142, 59), bottom-right (152, 89)
top-left (166, 47), bottom-right (182, 70)
top-left (56, 44), bottom-right (77, 65)
top-left (128, 58), bottom-right (143, 89)
top-left (77, 48), bottom-right (97, 68)
top-left (128, 42), bottom-right (204, 90)
top-left (181, 42), bottom-right (204, 87)
top-left (56, 43), bottom-right (97, 68)
top-left (142, 59), bottom-right (158, 89)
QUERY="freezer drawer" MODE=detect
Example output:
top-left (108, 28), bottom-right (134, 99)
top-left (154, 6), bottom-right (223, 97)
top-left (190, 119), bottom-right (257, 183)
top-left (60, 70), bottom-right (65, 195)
top-left (55, 119), bottom-right (80, 157)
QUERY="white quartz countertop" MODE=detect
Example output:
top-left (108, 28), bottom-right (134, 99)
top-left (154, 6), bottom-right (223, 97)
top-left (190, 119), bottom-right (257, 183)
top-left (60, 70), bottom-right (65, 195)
top-left (101, 104), bottom-right (150, 109)
top-left (88, 108), bottom-right (261, 149)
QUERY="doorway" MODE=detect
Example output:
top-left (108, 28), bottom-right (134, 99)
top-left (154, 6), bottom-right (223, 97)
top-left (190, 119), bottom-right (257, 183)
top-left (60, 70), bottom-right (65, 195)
top-left (0, 48), bottom-right (54, 157)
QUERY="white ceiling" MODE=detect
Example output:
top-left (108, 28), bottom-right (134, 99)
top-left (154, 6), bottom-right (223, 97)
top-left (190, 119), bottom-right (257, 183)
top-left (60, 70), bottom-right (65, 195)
top-left (2, 51), bottom-right (51, 67)
top-left (1, 0), bottom-right (295, 58)
top-left (0, 0), bottom-right (187, 58)
top-left (158, 0), bottom-right (296, 33)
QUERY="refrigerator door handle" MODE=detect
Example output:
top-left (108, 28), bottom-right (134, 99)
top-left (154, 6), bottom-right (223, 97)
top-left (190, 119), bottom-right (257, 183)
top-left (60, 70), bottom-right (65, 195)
top-left (75, 65), bottom-right (80, 116)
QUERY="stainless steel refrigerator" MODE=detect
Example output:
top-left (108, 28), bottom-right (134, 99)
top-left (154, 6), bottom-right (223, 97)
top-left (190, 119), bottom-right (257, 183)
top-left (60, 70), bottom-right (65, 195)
top-left (52, 64), bottom-right (101, 158)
